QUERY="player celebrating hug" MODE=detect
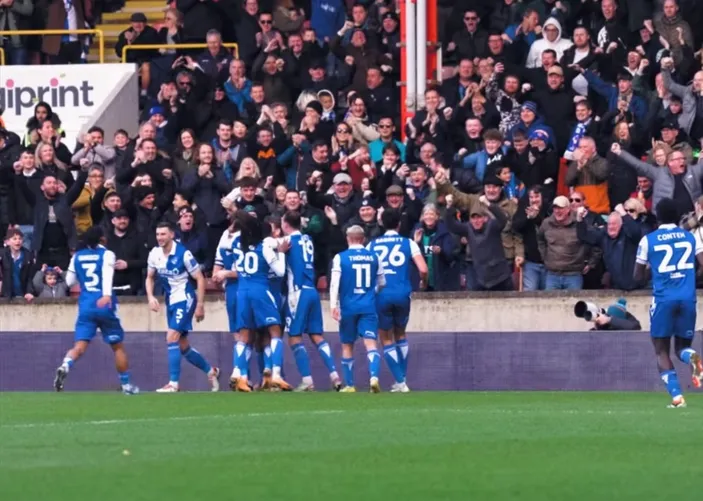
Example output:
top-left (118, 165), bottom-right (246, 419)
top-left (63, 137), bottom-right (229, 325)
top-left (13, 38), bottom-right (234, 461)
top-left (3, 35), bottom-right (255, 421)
top-left (330, 225), bottom-right (386, 393)
top-left (146, 222), bottom-right (220, 393)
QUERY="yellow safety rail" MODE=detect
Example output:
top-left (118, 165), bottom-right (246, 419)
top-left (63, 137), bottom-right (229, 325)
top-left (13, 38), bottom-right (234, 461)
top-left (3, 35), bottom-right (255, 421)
top-left (0, 48), bottom-right (4, 66)
top-left (122, 43), bottom-right (239, 63)
top-left (0, 29), bottom-right (104, 64)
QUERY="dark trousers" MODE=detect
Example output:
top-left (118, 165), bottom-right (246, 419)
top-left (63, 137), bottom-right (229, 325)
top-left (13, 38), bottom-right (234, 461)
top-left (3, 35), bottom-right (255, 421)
top-left (37, 247), bottom-right (70, 270)
top-left (46, 41), bottom-right (82, 64)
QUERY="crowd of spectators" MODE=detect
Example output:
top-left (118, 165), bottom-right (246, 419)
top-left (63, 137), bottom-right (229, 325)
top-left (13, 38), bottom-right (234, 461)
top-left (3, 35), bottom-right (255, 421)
top-left (3, 0), bottom-right (703, 298)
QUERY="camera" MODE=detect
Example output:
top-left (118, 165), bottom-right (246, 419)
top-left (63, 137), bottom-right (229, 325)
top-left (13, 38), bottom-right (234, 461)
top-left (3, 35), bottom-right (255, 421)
top-left (574, 301), bottom-right (605, 321)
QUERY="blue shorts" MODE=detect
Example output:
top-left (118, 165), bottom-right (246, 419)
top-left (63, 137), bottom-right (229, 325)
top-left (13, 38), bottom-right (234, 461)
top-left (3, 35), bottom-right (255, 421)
top-left (339, 313), bottom-right (378, 345)
top-left (75, 307), bottom-right (125, 345)
top-left (288, 288), bottom-right (324, 336)
top-left (376, 294), bottom-right (411, 331)
top-left (236, 288), bottom-right (281, 330)
top-left (225, 286), bottom-right (238, 333)
top-left (167, 294), bottom-right (196, 334)
top-left (650, 299), bottom-right (696, 339)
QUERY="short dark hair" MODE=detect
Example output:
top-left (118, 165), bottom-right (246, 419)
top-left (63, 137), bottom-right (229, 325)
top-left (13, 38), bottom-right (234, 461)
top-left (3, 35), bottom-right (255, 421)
top-left (382, 143), bottom-right (400, 155)
top-left (238, 176), bottom-right (259, 188)
top-left (283, 211), bottom-right (302, 230)
top-left (156, 221), bottom-right (175, 231)
top-left (218, 118), bottom-right (233, 128)
top-left (483, 129), bottom-right (503, 142)
top-left (5, 228), bottom-right (23, 240)
top-left (174, 190), bottom-right (192, 203)
top-left (542, 49), bottom-right (557, 58)
top-left (381, 208), bottom-right (402, 230)
top-left (87, 126), bottom-right (104, 136)
top-left (81, 226), bottom-right (104, 249)
top-left (656, 198), bottom-right (680, 225)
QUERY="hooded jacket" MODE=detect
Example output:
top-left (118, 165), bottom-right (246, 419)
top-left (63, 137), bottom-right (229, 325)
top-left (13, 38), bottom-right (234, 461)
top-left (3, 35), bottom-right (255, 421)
top-left (526, 18), bottom-right (573, 69)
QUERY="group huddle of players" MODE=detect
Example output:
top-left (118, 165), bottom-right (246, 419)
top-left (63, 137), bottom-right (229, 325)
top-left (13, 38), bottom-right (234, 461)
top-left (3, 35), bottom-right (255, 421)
top-left (52, 207), bottom-right (427, 395)
top-left (50, 191), bottom-right (703, 407)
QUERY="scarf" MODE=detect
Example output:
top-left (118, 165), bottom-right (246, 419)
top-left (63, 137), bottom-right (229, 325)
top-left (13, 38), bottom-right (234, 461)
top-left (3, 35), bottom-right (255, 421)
top-left (566, 119), bottom-right (590, 156)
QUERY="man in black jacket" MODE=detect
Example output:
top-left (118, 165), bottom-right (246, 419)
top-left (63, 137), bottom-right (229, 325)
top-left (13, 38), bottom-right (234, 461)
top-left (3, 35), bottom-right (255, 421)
top-left (16, 168), bottom-right (88, 269)
top-left (105, 209), bottom-right (148, 296)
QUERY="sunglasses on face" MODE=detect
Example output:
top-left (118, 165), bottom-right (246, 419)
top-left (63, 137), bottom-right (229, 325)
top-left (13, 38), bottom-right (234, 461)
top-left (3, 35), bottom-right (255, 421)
top-left (569, 198), bottom-right (582, 203)
top-left (378, 124), bottom-right (392, 129)
top-left (465, 16), bottom-right (477, 21)
top-left (260, 19), bottom-right (272, 24)
top-left (337, 129), bottom-right (350, 134)
top-left (626, 209), bottom-right (637, 214)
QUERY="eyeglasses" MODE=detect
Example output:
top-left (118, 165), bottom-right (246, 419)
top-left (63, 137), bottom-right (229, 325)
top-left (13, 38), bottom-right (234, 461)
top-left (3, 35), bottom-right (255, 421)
top-left (260, 19), bottom-right (272, 24)
top-left (378, 124), bottom-right (392, 129)
top-left (337, 129), bottom-right (350, 134)
top-left (626, 209), bottom-right (637, 214)
top-left (569, 198), bottom-right (582, 203)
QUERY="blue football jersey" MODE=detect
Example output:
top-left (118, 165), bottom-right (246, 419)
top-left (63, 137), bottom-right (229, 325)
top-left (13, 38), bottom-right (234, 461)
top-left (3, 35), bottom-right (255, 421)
top-left (637, 224), bottom-right (702, 302)
top-left (368, 231), bottom-right (421, 298)
top-left (286, 231), bottom-right (316, 291)
top-left (333, 245), bottom-right (383, 315)
top-left (215, 230), bottom-right (240, 292)
top-left (147, 241), bottom-right (199, 305)
top-left (237, 238), bottom-right (283, 291)
top-left (69, 246), bottom-right (116, 311)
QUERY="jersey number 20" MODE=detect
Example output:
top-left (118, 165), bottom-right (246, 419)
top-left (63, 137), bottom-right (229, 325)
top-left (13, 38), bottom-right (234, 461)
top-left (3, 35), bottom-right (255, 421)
top-left (653, 242), bottom-right (694, 273)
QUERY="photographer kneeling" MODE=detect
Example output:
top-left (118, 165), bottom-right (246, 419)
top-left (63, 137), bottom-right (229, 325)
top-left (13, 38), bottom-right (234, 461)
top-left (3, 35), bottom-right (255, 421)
top-left (576, 298), bottom-right (642, 331)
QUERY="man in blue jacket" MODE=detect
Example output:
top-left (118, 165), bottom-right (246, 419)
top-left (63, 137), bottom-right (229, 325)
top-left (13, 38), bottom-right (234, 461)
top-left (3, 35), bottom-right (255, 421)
top-left (310, 0), bottom-right (346, 43)
top-left (578, 68), bottom-right (648, 124)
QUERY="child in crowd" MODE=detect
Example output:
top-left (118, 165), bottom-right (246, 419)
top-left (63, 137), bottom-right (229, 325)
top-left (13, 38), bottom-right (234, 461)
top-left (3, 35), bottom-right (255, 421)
top-left (32, 265), bottom-right (69, 298)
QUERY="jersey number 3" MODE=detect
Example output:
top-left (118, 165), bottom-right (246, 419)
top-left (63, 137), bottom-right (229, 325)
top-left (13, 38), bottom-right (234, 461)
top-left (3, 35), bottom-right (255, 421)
top-left (81, 263), bottom-right (100, 292)
top-left (654, 242), bottom-right (694, 273)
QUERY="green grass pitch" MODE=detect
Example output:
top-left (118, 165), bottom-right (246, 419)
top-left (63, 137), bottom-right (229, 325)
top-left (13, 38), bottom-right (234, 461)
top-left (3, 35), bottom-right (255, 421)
top-left (0, 392), bottom-right (700, 501)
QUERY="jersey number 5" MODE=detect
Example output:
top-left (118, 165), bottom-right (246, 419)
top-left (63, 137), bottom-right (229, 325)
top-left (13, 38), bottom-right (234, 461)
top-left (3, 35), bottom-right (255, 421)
top-left (653, 242), bottom-right (694, 273)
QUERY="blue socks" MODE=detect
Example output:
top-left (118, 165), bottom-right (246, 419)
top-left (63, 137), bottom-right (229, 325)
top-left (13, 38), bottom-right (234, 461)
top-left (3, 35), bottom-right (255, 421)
top-left (118, 372), bottom-right (130, 386)
top-left (383, 344), bottom-right (405, 383)
top-left (396, 338), bottom-right (409, 377)
top-left (660, 369), bottom-right (682, 399)
top-left (167, 342), bottom-right (181, 382)
top-left (264, 346), bottom-right (273, 373)
top-left (341, 357), bottom-right (354, 387)
top-left (316, 341), bottom-right (337, 374)
top-left (367, 350), bottom-right (381, 379)
top-left (235, 341), bottom-right (248, 377)
top-left (680, 348), bottom-right (696, 365)
top-left (182, 346), bottom-right (211, 374)
top-left (292, 343), bottom-right (312, 378)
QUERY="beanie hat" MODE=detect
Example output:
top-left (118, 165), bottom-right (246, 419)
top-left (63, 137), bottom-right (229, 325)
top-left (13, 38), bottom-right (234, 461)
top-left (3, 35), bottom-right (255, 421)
top-left (607, 298), bottom-right (627, 319)
top-left (305, 100), bottom-right (323, 116)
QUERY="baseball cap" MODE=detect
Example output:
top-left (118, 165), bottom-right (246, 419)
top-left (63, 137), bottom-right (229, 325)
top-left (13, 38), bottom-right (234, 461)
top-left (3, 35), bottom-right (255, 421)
top-left (552, 195), bottom-right (570, 208)
top-left (333, 173), bottom-right (352, 185)
top-left (661, 119), bottom-right (679, 131)
top-left (386, 185), bottom-right (404, 196)
top-left (130, 12), bottom-right (147, 22)
top-left (547, 65), bottom-right (564, 76)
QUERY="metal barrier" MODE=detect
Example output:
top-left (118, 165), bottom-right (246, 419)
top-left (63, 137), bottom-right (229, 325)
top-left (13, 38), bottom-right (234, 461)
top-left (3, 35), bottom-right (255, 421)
top-left (0, 29), bottom-right (105, 64)
top-left (122, 43), bottom-right (239, 63)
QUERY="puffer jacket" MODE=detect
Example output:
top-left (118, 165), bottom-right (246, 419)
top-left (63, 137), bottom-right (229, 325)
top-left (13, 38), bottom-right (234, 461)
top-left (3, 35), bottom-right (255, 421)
top-left (537, 213), bottom-right (600, 274)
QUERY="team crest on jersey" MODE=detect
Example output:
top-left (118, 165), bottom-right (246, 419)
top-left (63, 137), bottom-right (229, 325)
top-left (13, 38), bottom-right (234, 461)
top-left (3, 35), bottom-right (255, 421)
top-left (170, 257), bottom-right (178, 265)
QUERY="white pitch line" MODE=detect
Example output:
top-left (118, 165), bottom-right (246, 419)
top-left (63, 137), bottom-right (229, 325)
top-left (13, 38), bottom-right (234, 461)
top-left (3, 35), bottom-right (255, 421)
top-left (1, 406), bottom-right (689, 430)
top-left (0, 409), bottom-right (345, 430)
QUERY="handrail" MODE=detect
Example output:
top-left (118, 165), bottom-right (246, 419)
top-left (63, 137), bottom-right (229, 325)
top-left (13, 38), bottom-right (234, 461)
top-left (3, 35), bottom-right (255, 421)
top-left (122, 43), bottom-right (239, 63)
top-left (0, 29), bottom-right (104, 63)
top-left (0, 48), bottom-right (4, 66)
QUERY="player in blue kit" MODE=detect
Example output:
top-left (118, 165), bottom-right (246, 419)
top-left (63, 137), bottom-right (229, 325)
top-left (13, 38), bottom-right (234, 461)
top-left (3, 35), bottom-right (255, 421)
top-left (330, 225), bottom-right (386, 393)
top-left (145, 222), bottom-right (220, 393)
top-left (54, 227), bottom-right (139, 394)
top-left (368, 209), bottom-right (428, 392)
top-left (634, 198), bottom-right (703, 408)
top-left (280, 211), bottom-right (342, 392)
top-left (212, 221), bottom-right (242, 385)
top-left (230, 211), bottom-right (291, 392)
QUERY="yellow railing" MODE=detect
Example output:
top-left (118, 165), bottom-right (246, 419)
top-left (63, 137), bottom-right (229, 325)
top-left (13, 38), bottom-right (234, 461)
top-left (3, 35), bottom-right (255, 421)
top-left (0, 48), bottom-right (4, 66)
top-left (122, 43), bottom-right (239, 63)
top-left (0, 29), bottom-right (104, 64)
